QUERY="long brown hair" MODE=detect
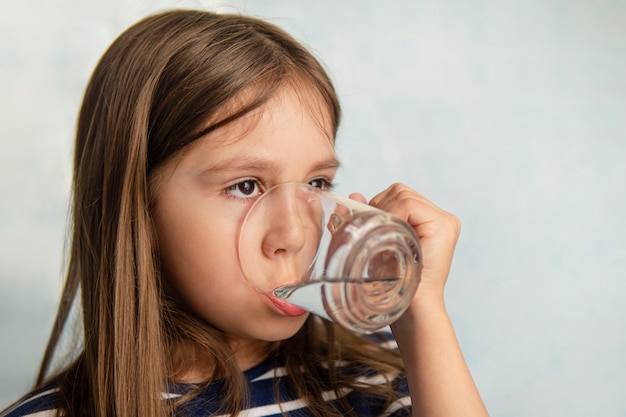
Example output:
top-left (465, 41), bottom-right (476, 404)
top-left (34, 9), bottom-right (404, 417)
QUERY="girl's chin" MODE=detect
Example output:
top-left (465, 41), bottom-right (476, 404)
top-left (253, 314), bottom-right (311, 343)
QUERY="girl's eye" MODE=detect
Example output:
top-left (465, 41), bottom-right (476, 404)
top-left (309, 178), bottom-right (331, 190)
top-left (227, 180), bottom-right (261, 199)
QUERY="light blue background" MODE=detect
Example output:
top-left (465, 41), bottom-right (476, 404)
top-left (1, 1), bottom-right (625, 415)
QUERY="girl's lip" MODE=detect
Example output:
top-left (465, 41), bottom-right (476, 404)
top-left (267, 293), bottom-right (308, 317)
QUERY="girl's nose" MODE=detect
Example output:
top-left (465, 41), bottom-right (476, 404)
top-left (261, 187), bottom-right (309, 257)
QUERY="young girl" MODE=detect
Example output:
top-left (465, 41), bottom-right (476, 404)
top-left (2, 9), bottom-right (488, 417)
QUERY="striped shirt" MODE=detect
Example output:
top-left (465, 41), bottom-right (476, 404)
top-left (2, 334), bottom-right (411, 417)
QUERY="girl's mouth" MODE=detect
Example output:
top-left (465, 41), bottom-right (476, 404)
top-left (267, 293), bottom-right (307, 317)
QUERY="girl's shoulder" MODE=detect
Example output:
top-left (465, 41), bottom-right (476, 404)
top-left (1, 332), bottom-right (402, 417)
top-left (1, 385), bottom-right (60, 417)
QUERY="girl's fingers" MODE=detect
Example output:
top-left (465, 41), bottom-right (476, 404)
top-left (348, 192), bottom-right (368, 204)
top-left (364, 183), bottom-right (461, 293)
top-left (368, 183), bottom-right (460, 239)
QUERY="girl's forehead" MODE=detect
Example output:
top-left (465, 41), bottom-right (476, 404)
top-left (203, 85), bottom-right (335, 149)
top-left (152, 84), bottom-right (337, 184)
top-left (170, 87), bottom-right (336, 170)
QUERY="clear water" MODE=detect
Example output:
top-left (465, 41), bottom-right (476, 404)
top-left (274, 277), bottom-right (400, 322)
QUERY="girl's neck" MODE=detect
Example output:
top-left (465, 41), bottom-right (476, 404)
top-left (232, 338), bottom-right (274, 371)
top-left (176, 338), bottom-right (273, 383)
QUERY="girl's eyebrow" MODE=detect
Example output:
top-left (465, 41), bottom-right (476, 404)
top-left (309, 157), bottom-right (341, 172)
top-left (200, 156), bottom-right (341, 174)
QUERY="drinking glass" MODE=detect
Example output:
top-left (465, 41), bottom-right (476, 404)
top-left (238, 182), bottom-right (421, 333)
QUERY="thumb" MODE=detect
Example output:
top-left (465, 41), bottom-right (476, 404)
top-left (348, 192), bottom-right (368, 204)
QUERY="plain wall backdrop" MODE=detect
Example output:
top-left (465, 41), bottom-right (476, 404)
top-left (1, 0), bottom-right (625, 415)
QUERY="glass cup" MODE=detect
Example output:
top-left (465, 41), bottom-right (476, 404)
top-left (238, 182), bottom-right (421, 333)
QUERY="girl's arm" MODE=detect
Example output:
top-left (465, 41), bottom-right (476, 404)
top-left (356, 183), bottom-right (489, 417)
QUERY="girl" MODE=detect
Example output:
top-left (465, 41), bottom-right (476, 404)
top-left (2, 9), bottom-right (488, 417)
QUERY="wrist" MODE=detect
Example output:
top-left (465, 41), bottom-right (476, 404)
top-left (392, 288), bottom-right (448, 332)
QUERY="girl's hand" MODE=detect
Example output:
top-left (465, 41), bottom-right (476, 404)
top-left (350, 182), bottom-right (461, 303)
top-left (351, 183), bottom-right (488, 417)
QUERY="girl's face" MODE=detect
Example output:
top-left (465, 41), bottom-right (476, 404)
top-left (152, 87), bottom-right (338, 343)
